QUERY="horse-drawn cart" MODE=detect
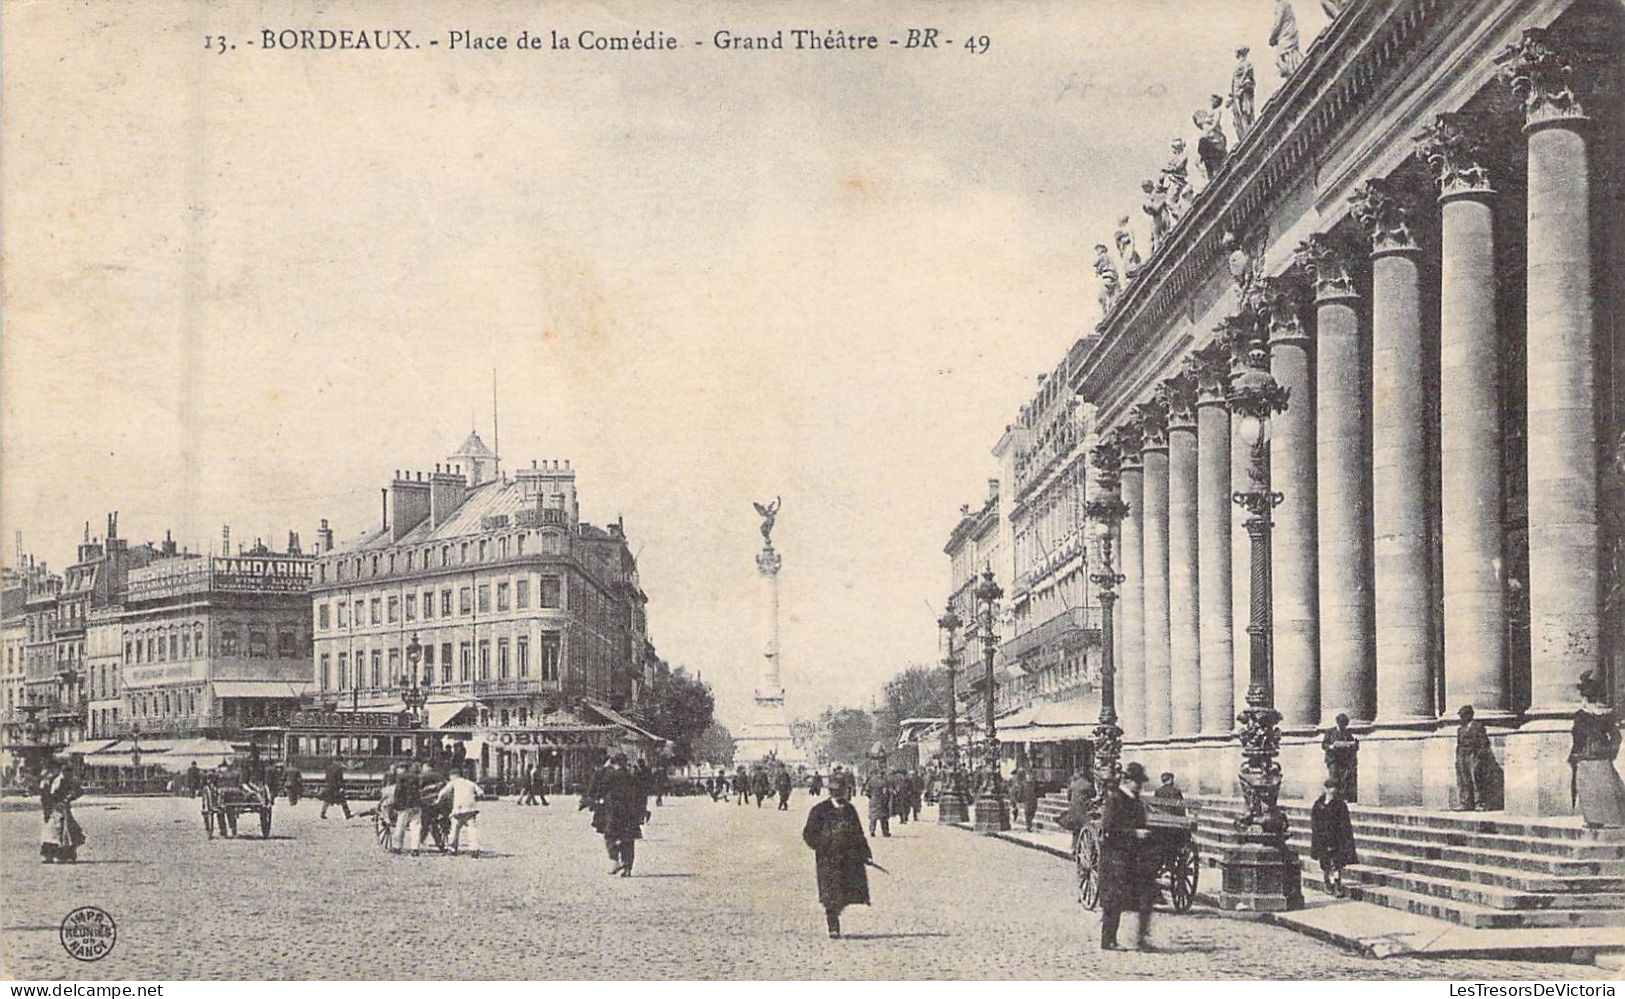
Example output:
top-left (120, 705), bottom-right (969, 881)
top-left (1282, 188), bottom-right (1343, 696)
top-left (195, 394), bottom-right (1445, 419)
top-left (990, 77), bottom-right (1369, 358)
top-left (202, 780), bottom-right (275, 839)
top-left (1072, 807), bottom-right (1200, 912)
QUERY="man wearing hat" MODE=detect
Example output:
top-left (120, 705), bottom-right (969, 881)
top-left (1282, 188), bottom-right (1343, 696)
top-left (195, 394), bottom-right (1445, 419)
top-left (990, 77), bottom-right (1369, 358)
top-left (1099, 761), bottom-right (1156, 951)
top-left (802, 770), bottom-right (870, 939)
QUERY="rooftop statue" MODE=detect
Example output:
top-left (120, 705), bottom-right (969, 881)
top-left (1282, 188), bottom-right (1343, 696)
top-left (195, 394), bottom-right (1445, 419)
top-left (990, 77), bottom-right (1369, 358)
top-left (753, 496), bottom-right (781, 547)
top-left (1141, 180), bottom-right (1171, 247)
top-left (1194, 95), bottom-right (1229, 182)
top-left (1228, 45), bottom-right (1256, 139)
top-left (1114, 218), bottom-right (1142, 280)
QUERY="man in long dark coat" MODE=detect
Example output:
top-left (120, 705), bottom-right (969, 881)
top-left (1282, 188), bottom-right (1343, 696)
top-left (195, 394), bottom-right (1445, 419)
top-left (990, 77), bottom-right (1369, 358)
top-left (1309, 778), bottom-right (1357, 896)
top-left (320, 753), bottom-right (351, 819)
top-left (775, 768), bottom-right (793, 810)
top-left (592, 753), bottom-right (647, 876)
top-left (752, 767), bottom-right (771, 808)
top-left (802, 773), bottom-right (871, 938)
top-left (1455, 705), bottom-right (1497, 810)
top-left (863, 770), bottom-right (892, 837)
top-left (1099, 762), bottom-right (1156, 951)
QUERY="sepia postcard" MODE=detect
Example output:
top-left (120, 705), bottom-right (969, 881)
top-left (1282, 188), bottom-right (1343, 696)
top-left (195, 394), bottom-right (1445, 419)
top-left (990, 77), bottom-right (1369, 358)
top-left (2, 0), bottom-right (1623, 985)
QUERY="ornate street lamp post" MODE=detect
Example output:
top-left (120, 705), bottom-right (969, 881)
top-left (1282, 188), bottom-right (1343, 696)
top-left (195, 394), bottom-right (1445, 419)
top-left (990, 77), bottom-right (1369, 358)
top-left (936, 604), bottom-right (969, 823)
top-left (400, 633), bottom-right (428, 726)
top-left (972, 566), bottom-right (1009, 833)
top-left (1218, 332), bottom-right (1304, 911)
top-left (1085, 441), bottom-right (1131, 794)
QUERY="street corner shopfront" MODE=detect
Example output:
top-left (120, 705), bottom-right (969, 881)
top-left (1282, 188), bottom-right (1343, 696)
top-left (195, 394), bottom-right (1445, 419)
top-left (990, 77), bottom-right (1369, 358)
top-left (461, 700), bottom-right (669, 791)
top-left (998, 694), bottom-right (1100, 793)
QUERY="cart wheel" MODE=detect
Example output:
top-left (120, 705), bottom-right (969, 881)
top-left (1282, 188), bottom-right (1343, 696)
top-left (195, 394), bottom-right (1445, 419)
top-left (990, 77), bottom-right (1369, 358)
top-left (1169, 840), bottom-right (1199, 912)
top-left (1074, 826), bottom-right (1101, 910)
top-left (259, 807), bottom-right (273, 838)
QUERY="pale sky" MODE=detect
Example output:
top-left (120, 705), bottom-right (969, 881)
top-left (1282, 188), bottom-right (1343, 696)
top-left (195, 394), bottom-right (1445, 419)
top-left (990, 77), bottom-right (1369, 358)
top-left (1, 0), bottom-right (1329, 728)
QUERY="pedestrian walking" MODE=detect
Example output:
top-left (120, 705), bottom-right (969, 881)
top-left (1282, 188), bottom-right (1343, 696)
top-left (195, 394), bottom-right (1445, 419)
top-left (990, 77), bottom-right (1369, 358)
top-left (284, 766), bottom-right (304, 805)
top-left (39, 763), bottom-right (85, 863)
top-left (776, 768), bottom-right (793, 810)
top-left (1018, 769), bottom-right (1040, 831)
top-left (802, 772), bottom-right (871, 939)
top-left (320, 753), bottom-right (351, 820)
top-left (392, 762), bottom-right (424, 855)
top-left (752, 768), bottom-right (771, 808)
top-left (186, 761), bottom-right (202, 798)
top-left (529, 764), bottom-right (550, 806)
top-left (864, 770), bottom-right (891, 837)
top-left (1322, 714), bottom-right (1360, 802)
top-left (1099, 762), bottom-right (1156, 952)
top-left (808, 772), bottom-right (824, 797)
top-left (733, 767), bottom-right (749, 805)
top-left (438, 769), bottom-right (484, 856)
top-left (890, 770), bottom-right (910, 825)
top-left (1572, 671), bottom-right (1625, 828)
top-left (1310, 778), bottom-right (1357, 896)
top-left (592, 753), bottom-right (646, 876)
top-left (908, 772), bottom-right (922, 821)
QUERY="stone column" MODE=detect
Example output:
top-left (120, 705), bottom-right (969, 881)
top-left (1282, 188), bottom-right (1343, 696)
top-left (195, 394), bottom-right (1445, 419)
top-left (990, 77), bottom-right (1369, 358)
top-left (1296, 234), bottom-right (1375, 725)
top-left (1191, 341), bottom-right (1234, 735)
top-left (1138, 399), bottom-right (1173, 740)
top-left (1161, 374), bottom-right (1202, 736)
top-left (1416, 113), bottom-right (1508, 718)
top-left (1351, 178), bottom-right (1435, 725)
top-left (1500, 30), bottom-right (1598, 716)
top-left (1230, 360), bottom-right (1254, 726)
top-left (1256, 274), bottom-right (1319, 728)
top-left (1116, 421), bottom-right (1147, 741)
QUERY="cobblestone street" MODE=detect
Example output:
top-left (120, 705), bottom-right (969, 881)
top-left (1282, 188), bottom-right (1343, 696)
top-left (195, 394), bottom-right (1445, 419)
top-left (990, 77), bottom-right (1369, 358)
top-left (0, 794), bottom-right (1615, 980)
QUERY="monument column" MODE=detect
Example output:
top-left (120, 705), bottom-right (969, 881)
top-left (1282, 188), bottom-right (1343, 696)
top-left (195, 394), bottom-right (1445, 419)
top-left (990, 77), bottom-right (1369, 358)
top-left (1256, 273), bottom-right (1319, 729)
top-left (1138, 399), bottom-right (1173, 740)
top-left (733, 498), bottom-right (801, 764)
top-left (1116, 421), bottom-right (1147, 741)
top-left (1162, 375), bottom-right (1202, 737)
top-left (1416, 113), bottom-right (1508, 718)
top-left (1498, 31), bottom-right (1600, 814)
top-left (1192, 341), bottom-right (1235, 735)
top-left (1295, 234), bottom-right (1375, 726)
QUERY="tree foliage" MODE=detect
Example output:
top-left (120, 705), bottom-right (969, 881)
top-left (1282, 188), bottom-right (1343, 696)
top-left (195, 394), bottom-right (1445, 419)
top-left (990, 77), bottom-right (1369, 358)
top-left (646, 666), bottom-right (715, 764)
top-left (871, 663), bottom-right (953, 748)
top-left (692, 722), bottom-right (735, 766)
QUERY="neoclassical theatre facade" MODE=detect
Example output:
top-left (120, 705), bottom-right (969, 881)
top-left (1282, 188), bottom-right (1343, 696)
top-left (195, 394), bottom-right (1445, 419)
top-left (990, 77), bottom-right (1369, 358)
top-left (1014, 0), bottom-right (1621, 816)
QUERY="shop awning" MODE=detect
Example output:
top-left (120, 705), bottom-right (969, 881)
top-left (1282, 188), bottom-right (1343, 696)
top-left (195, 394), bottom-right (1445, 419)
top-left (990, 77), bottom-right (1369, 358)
top-left (149, 738), bottom-right (240, 772)
top-left (585, 701), bottom-right (668, 743)
top-left (63, 739), bottom-right (119, 756)
top-left (1000, 694), bottom-right (1102, 744)
top-left (426, 700), bottom-right (478, 728)
top-left (211, 680), bottom-right (310, 699)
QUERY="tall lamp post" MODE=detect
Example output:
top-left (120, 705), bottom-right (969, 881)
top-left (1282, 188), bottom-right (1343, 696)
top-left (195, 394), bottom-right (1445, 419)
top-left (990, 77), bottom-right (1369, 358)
top-left (936, 605), bottom-right (969, 823)
top-left (1085, 441), bottom-right (1131, 794)
top-left (401, 633), bottom-right (428, 729)
top-left (1218, 332), bottom-right (1304, 911)
top-left (972, 566), bottom-right (1009, 833)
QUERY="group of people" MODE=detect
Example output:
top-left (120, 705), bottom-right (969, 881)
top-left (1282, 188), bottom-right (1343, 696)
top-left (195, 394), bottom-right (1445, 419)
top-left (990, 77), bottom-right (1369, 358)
top-left (704, 763), bottom-right (801, 809)
top-left (581, 752), bottom-right (652, 876)
top-left (861, 767), bottom-right (923, 837)
top-left (362, 759), bottom-right (484, 856)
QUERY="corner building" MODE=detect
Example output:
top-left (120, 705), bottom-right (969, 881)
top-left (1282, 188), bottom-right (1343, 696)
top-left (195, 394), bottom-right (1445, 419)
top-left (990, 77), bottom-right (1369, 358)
top-left (309, 433), bottom-right (655, 784)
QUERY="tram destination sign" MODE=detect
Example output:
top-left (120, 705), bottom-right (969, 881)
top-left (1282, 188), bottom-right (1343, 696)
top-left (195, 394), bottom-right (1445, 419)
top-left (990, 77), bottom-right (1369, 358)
top-left (291, 709), bottom-right (412, 729)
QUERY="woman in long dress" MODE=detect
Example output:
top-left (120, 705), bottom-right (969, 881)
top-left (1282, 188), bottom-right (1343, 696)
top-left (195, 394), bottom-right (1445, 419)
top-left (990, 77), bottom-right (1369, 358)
top-left (40, 765), bottom-right (85, 863)
top-left (1572, 671), bottom-right (1625, 828)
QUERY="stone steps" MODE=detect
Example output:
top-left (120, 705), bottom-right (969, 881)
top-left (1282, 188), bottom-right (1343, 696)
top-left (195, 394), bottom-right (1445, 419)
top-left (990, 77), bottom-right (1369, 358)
top-left (1342, 882), bottom-right (1625, 930)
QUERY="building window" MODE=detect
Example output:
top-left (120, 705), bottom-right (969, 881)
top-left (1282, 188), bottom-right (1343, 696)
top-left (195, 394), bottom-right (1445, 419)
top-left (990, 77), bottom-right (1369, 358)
top-left (478, 640), bottom-right (490, 681)
top-left (124, 639), bottom-right (133, 664)
top-left (220, 629), bottom-right (239, 656)
top-left (459, 643), bottom-right (472, 683)
top-left (249, 627), bottom-right (270, 658)
top-left (370, 598), bottom-right (381, 625)
top-left (479, 540), bottom-right (488, 561)
top-left (441, 589), bottom-right (453, 617)
top-left (500, 537), bottom-right (509, 558)
top-left (540, 576), bottom-right (561, 608)
top-left (169, 631), bottom-right (179, 659)
top-left (189, 690), bottom-right (197, 715)
top-left (516, 579), bottom-right (530, 609)
top-left (371, 650), bottom-right (382, 688)
top-left (337, 653), bottom-right (348, 690)
top-left (387, 595), bottom-right (400, 623)
top-left (459, 587), bottom-right (472, 615)
top-left (389, 554), bottom-right (397, 574)
top-left (371, 555), bottom-right (380, 576)
top-left (404, 594), bottom-right (416, 621)
top-left (517, 636), bottom-right (529, 677)
top-left (422, 590), bottom-right (434, 620)
top-left (423, 643), bottom-right (435, 683)
top-left (194, 623), bottom-right (204, 653)
top-left (478, 585), bottom-right (491, 613)
top-left (441, 546), bottom-right (450, 567)
top-left (405, 551), bottom-right (414, 572)
top-left (498, 638), bottom-right (510, 679)
top-left (540, 634), bottom-right (561, 682)
top-left (388, 647), bottom-right (401, 685)
top-left (278, 629), bottom-right (296, 658)
top-left (320, 654), bottom-right (331, 690)
top-left (497, 582), bottom-right (510, 611)
top-left (156, 634), bottom-right (168, 661)
top-left (441, 643), bottom-right (453, 685)
top-left (517, 534), bottom-right (526, 556)
top-left (318, 603), bottom-right (330, 630)
top-left (337, 602), bottom-right (349, 628)
top-left (460, 543), bottom-right (469, 564)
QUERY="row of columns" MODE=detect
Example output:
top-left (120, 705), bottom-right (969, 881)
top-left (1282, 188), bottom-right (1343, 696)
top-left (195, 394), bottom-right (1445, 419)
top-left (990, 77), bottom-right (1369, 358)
top-left (1104, 29), bottom-right (1600, 744)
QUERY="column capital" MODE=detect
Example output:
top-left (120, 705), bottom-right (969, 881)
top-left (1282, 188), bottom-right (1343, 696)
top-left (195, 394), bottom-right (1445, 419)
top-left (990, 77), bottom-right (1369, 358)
top-left (1294, 234), bottom-right (1360, 303)
top-left (1350, 177), bottom-right (1421, 256)
top-left (1113, 418), bottom-right (1145, 470)
top-left (1414, 112), bottom-right (1495, 201)
top-left (1157, 372), bottom-right (1199, 430)
top-left (1497, 27), bottom-right (1587, 130)
top-left (1134, 397), bottom-right (1170, 452)
top-left (1250, 271), bottom-right (1312, 347)
top-left (1187, 339), bottom-right (1233, 406)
